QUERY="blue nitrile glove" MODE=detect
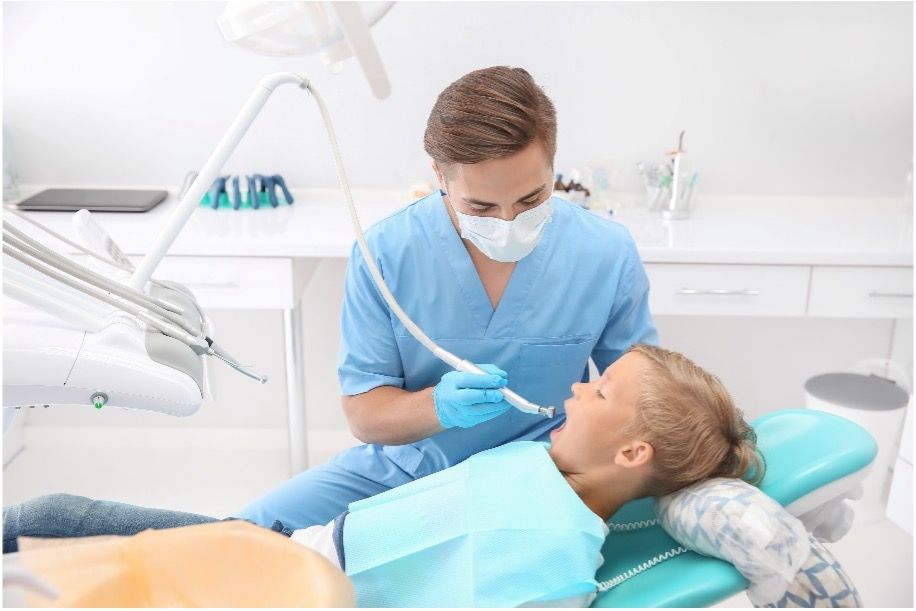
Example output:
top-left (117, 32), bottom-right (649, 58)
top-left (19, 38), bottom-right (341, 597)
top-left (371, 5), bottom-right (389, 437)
top-left (433, 364), bottom-right (512, 429)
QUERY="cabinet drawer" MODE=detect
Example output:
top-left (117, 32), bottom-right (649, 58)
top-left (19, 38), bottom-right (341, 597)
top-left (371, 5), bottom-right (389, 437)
top-left (73, 255), bottom-right (294, 310)
top-left (808, 266), bottom-right (913, 318)
top-left (645, 264), bottom-right (809, 316)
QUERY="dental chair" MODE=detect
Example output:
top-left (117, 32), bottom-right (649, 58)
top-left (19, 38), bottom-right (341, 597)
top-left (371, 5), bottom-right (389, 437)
top-left (592, 408), bottom-right (877, 607)
top-left (3, 408), bottom-right (875, 607)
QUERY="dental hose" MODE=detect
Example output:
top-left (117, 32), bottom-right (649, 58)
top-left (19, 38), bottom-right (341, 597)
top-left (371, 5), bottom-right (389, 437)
top-left (304, 82), bottom-right (554, 418)
top-left (2, 230), bottom-right (267, 385)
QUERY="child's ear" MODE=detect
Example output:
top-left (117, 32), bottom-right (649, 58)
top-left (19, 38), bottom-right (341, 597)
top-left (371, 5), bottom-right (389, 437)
top-left (616, 441), bottom-right (653, 469)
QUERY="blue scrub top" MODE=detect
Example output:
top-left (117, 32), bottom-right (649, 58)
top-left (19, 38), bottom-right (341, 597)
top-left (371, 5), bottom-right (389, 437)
top-left (338, 192), bottom-right (658, 478)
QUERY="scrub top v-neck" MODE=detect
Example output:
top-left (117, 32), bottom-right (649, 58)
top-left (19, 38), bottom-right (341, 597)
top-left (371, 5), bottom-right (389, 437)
top-left (337, 191), bottom-right (657, 475)
top-left (427, 191), bottom-right (552, 337)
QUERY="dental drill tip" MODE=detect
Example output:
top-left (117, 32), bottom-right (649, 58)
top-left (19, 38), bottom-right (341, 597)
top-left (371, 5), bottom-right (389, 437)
top-left (206, 347), bottom-right (268, 384)
top-left (541, 406), bottom-right (556, 418)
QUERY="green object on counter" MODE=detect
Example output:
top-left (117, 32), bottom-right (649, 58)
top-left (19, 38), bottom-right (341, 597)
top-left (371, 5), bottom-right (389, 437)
top-left (199, 191), bottom-right (290, 209)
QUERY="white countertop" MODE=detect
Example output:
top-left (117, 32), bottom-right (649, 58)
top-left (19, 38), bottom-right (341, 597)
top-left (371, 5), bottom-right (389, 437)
top-left (6, 185), bottom-right (913, 266)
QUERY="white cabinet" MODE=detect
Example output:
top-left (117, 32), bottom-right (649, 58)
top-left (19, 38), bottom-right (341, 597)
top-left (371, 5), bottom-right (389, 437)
top-left (645, 263), bottom-right (810, 316)
top-left (808, 266), bottom-right (913, 318)
top-left (72, 255), bottom-right (295, 310)
top-left (141, 256), bottom-right (294, 310)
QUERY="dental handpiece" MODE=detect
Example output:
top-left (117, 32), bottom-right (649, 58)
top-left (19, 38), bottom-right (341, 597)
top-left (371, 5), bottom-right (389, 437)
top-left (454, 360), bottom-right (556, 418)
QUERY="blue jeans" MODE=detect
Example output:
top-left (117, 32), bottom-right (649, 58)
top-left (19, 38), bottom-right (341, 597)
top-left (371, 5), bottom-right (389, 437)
top-left (2, 493), bottom-right (267, 554)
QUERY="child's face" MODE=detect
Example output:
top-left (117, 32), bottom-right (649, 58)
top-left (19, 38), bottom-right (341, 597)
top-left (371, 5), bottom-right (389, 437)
top-left (548, 351), bottom-right (648, 474)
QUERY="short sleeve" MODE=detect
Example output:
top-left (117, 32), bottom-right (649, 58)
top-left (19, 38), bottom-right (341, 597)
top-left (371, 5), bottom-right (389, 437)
top-left (590, 234), bottom-right (659, 374)
top-left (337, 241), bottom-right (405, 395)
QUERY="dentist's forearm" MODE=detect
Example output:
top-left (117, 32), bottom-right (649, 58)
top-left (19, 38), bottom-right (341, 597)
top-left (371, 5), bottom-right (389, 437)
top-left (341, 386), bottom-right (443, 446)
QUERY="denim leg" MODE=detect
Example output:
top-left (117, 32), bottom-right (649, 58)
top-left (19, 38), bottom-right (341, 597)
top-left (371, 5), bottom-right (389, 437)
top-left (3, 493), bottom-right (218, 554)
top-left (234, 444), bottom-right (419, 530)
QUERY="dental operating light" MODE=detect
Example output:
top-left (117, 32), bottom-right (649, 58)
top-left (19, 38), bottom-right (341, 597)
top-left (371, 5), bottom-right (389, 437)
top-left (217, 1), bottom-right (394, 99)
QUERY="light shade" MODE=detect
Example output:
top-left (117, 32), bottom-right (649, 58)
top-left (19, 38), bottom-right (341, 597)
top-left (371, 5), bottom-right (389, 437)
top-left (218, 1), bottom-right (394, 98)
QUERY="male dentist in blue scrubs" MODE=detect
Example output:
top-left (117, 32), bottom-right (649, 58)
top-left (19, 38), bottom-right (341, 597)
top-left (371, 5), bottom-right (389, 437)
top-left (236, 66), bottom-right (658, 529)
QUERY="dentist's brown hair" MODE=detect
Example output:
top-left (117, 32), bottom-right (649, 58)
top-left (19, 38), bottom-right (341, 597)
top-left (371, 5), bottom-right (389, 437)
top-left (623, 344), bottom-right (765, 497)
top-left (423, 66), bottom-right (557, 177)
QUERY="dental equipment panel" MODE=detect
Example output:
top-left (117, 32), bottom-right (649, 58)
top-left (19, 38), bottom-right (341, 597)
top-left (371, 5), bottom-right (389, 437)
top-left (2, 203), bottom-right (268, 415)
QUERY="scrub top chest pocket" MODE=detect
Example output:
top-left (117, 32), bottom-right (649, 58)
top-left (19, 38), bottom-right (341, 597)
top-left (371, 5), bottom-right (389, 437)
top-left (516, 338), bottom-right (596, 414)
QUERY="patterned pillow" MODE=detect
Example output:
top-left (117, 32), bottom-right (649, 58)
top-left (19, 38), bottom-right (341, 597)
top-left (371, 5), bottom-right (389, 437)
top-left (657, 477), bottom-right (861, 607)
top-left (765, 535), bottom-right (863, 608)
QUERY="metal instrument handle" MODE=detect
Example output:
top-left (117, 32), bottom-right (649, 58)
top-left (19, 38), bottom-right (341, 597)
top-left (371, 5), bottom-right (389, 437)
top-left (868, 291), bottom-right (913, 299)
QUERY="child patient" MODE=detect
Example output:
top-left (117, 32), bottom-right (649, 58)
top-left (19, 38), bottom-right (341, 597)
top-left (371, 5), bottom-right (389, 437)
top-left (3, 344), bottom-right (763, 607)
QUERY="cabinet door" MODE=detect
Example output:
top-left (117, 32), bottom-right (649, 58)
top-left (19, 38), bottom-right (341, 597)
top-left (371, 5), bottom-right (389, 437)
top-left (645, 263), bottom-right (809, 316)
top-left (808, 266), bottom-right (913, 318)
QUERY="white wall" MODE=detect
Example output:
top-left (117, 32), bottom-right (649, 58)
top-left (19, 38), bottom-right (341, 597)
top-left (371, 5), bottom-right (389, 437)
top-left (3, 1), bottom-right (913, 197)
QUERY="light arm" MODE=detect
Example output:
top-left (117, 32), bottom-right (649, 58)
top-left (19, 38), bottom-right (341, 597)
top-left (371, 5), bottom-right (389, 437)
top-left (128, 73), bottom-right (309, 291)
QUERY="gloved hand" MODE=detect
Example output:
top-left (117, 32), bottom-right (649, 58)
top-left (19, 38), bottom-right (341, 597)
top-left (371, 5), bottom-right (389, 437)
top-left (433, 364), bottom-right (512, 429)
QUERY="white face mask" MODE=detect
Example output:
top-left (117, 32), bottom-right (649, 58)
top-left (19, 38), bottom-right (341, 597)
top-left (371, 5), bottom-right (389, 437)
top-left (449, 196), bottom-right (554, 263)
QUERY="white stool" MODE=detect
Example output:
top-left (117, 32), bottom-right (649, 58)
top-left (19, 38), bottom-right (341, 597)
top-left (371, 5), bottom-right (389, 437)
top-left (805, 371), bottom-right (910, 525)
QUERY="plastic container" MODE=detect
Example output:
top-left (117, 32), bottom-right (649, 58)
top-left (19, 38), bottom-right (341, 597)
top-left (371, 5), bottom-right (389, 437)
top-left (804, 371), bottom-right (910, 524)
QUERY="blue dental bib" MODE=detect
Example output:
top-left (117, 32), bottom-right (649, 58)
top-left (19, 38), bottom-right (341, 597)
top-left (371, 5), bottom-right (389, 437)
top-left (343, 441), bottom-right (606, 607)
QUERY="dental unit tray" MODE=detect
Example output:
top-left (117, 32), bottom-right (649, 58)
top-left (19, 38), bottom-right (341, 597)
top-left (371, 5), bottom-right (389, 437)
top-left (592, 408), bottom-right (877, 607)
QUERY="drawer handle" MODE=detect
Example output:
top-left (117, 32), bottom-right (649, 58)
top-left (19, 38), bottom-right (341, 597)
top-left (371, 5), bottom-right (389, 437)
top-left (181, 281), bottom-right (240, 289)
top-left (677, 288), bottom-right (760, 296)
top-left (869, 291), bottom-right (913, 299)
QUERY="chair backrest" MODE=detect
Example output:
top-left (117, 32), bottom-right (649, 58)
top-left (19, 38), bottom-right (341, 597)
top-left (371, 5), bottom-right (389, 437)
top-left (592, 408), bottom-right (876, 608)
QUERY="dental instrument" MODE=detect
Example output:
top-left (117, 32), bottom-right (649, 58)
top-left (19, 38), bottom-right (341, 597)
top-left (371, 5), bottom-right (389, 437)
top-left (209, 176), bottom-right (227, 210)
top-left (199, 174), bottom-right (295, 209)
top-left (248, 174), bottom-right (259, 209)
top-left (5, 205), bottom-right (173, 295)
top-left (72, 209), bottom-right (135, 271)
top-left (2, 212), bottom-right (268, 388)
top-left (231, 175), bottom-right (242, 209)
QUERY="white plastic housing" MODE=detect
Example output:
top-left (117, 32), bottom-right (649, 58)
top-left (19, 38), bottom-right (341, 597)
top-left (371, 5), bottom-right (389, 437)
top-left (3, 298), bottom-right (202, 416)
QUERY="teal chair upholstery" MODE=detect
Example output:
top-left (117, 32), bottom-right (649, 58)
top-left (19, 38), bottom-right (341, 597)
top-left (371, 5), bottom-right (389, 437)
top-left (592, 409), bottom-right (877, 607)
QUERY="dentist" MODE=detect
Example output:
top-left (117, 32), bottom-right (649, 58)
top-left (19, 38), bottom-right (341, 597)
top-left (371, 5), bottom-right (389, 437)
top-left (237, 66), bottom-right (659, 528)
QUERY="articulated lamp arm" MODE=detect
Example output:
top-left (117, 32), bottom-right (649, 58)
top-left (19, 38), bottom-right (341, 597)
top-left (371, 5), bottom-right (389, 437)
top-left (128, 73), bottom-right (308, 291)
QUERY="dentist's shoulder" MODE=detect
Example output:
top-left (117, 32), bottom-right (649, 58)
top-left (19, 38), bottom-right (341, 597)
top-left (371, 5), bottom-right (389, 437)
top-left (554, 196), bottom-right (640, 262)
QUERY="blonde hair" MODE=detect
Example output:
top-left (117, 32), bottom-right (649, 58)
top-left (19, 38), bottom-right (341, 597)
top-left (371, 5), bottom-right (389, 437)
top-left (622, 344), bottom-right (765, 497)
top-left (423, 66), bottom-right (557, 176)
